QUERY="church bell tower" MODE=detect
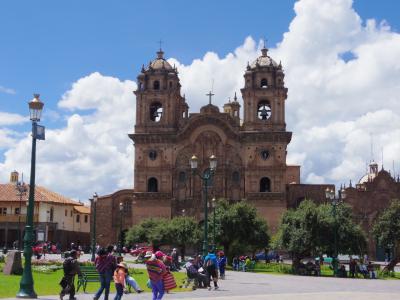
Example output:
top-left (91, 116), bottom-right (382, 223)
top-left (241, 45), bottom-right (287, 131)
top-left (134, 49), bottom-right (188, 134)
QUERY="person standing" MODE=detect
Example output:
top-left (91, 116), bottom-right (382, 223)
top-left (217, 251), bottom-right (227, 279)
top-left (204, 250), bottom-right (219, 290)
top-left (94, 247), bottom-right (117, 300)
top-left (113, 262), bottom-right (127, 300)
top-left (170, 248), bottom-right (180, 271)
top-left (60, 250), bottom-right (81, 300)
top-left (146, 251), bottom-right (167, 300)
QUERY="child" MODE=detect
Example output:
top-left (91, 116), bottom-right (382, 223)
top-left (116, 256), bottom-right (143, 294)
top-left (113, 262), bottom-right (128, 300)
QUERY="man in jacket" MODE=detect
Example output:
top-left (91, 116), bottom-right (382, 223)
top-left (94, 247), bottom-right (117, 300)
top-left (204, 250), bottom-right (219, 290)
top-left (60, 250), bottom-right (82, 300)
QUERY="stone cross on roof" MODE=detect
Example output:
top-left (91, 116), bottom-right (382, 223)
top-left (206, 91), bottom-right (215, 105)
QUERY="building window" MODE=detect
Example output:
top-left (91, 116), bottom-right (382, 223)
top-left (260, 177), bottom-right (271, 192)
top-left (84, 215), bottom-right (88, 223)
top-left (169, 81), bottom-right (172, 88)
top-left (257, 101), bottom-right (271, 120)
top-left (148, 177), bottom-right (158, 192)
top-left (153, 80), bottom-right (160, 90)
top-left (260, 78), bottom-right (268, 88)
top-left (149, 102), bottom-right (163, 122)
top-left (149, 150), bottom-right (157, 160)
top-left (260, 150), bottom-right (269, 160)
top-left (15, 207), bottom-right (20, 215)
top-left (232, 171), bottom-right (240, 183)
top-left (178, 171), bottom-right (186, 183)
top-left (65, 209), bottom-right (67, 217)
top-left (70, 210), bottom-right (73, 217)
top-left (0, 208), bottom-right (7, 215)
top-left (76, 214), bottom-right (80, 223)
top-left (50, 207), bottom-right (54, 222)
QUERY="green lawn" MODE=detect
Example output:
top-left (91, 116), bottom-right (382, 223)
top-left (230, 262), bottom-right (400, 280)
top-left (0, 268), bottom-right (189, 298)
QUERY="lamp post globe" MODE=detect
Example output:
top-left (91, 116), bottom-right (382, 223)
top-left (17, 94), bottom-right (45, 298)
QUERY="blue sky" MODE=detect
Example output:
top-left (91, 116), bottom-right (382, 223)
top-left (1, 0), bottom-right (400, 200)
top-left (2, 0), bottom-right (399, 120)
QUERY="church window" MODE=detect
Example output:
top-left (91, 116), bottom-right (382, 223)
top-left (179, 171), bottom-right (186, 183)
top-left (260, 177), bottom-right (271, 192)
top-left (148, 177), bottom-right (158, 192)
top-left (257, 101), bottom-right (271, 120)
top-left (149, 150), bottom-right (157, 160)
top-left (232, 171), bottom-right (240, 183)
top-left (260, 150), bottom-right (269, 160)
top-left (153, 80), bottom-right (160, 90)
top-left (260, 78), bottom-right (268, 88)
top-left (149, 102), bottom-right (163, 122)
top-left (50, 207), bottom-right (54, 222)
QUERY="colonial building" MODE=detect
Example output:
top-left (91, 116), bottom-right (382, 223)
top-left (95, 47), bottom-right (330, 246)
top-left (344, 162), bottom-right (400, 260)
top-left (0, 171), bottom-right (90, 249)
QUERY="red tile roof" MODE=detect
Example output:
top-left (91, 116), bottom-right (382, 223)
top-left (0, 183), bottom-right (83, 206)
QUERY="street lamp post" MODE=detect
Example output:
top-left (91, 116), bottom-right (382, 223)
top-left (325, 187), bottom-right (346, 277)
top-left (118, 202), bottom-right (124, 256)
top-left (190, 154), bottom-right (217, 256)
top-left (90, 192), bottom-right (98, 262)
top-left (17, 94), bottom-right (45, 299)
top-left (212, 197), bottom-right (216, 251)
top-left (15, 180), bottom-right (27, 250)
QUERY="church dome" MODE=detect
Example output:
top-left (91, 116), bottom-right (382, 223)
top-left (147, 50), bottom-right (173, 71)
top-left (200, 104), bottom-right (220, 114)
top-left (249, 47), bottom-right (278, 69)
top-left (358, 161), bottom-right (379, 184)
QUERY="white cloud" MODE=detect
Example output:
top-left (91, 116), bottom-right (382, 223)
top-left (0, 112), bottom-right (28, 126)
top-left (0, 85), bottom-right (16, 95)
top-left (1, 0), bottom-right (400, 200)
top-left (0, 72), bottom-right (136, 200)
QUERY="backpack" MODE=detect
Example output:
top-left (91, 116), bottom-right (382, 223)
top-left (63, 257), bottom-right (74, 274)
top-left (205, 258), bottom-right (215, 268)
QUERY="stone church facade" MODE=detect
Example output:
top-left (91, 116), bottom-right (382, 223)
top-left (94, 47), bottom-right (330, 246)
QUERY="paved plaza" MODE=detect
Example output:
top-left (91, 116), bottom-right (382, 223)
top-left (4, 262), bottom-right (400, 300)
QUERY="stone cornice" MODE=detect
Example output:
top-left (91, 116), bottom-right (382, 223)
top-left (239, 131), bottom-right (292, 143)
top-left (133, 192), bottom-right (172, 200)
top-left (246, 192), bottom-right (285, 201)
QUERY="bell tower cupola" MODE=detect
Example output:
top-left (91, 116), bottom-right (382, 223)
top-left (134, 49), bottom-right (188, 133)
top-left (241, 44), bottom-right (287, 131)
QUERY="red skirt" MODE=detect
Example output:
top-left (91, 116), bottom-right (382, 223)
top-left (163, 272), bottom-right (177, 291)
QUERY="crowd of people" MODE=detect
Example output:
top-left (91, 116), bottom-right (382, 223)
top-left (58, 246), bottom-right (226, 300)
top-left (183, 250), bottom-right (226, 290)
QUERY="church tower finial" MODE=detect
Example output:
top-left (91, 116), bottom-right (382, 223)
top-left (261, 37), bottom-right (268, 57)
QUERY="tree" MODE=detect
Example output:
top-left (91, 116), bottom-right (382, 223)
top-left (213, 200), bottom-right (270, 262)
top-left (274, 200), bottom-right (366, 271)
top-left (373, 199), bottom-right (400, 272)
top-left (125, 218), bottom-right (170, 249)
top-left (168, 216), bottom-right (201, 260)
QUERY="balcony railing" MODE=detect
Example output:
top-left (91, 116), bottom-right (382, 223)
top-left (0, 214), bottom-right (39, 223)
